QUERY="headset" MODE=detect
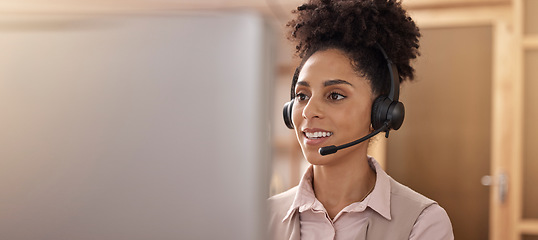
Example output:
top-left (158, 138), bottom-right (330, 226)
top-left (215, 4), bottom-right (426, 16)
top-left (282, 43), bottom-right (405, 156)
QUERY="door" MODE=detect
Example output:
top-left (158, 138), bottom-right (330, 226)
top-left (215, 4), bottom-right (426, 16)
top-left (386, 26), bottom-right (493, 240)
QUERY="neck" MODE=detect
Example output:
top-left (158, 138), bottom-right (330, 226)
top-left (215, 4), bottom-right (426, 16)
top-left (312, 153), bottom-right (376, 219)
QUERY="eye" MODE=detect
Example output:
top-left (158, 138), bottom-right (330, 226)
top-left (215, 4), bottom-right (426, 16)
top-left (328, 92), bottom-right (345, 101)
top-left (295, 93), bottom-right (310, 102)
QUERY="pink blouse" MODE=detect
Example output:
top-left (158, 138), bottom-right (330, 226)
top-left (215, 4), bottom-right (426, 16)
top-left (282, 157), bottom-right (454, 240)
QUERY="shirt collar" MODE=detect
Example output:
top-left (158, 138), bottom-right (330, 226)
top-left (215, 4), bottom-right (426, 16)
top-left (282, 156), bottom-right (392, 222)
top-left (365, 156), bottom-right (392, 220)
top-left (282, 165), bottom-right (316, 222)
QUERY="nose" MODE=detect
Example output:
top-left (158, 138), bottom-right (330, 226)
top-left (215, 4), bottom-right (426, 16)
top-left (302, 96), bottom-right (324, 120)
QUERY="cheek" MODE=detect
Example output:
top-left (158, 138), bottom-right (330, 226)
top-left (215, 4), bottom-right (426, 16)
top-left (291, 105), bottom-right (303, 134)
top-left (341, 102), bottom-right (372, 131)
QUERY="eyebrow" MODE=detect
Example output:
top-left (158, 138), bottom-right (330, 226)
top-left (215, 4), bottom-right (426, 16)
top-left (324, 79), bottom-right (353, 87)
top-left (296, 81), bottom-right (310, 87)
top-left (296, 79), bottom-right (353, 88)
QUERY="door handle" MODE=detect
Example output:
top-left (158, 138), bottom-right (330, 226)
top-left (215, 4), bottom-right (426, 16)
top-left (481, 172), bottom-right (508, 203)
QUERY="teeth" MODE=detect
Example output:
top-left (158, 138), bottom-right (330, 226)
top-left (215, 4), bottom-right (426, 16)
top-left (305, 131), bottom-right (333, 139)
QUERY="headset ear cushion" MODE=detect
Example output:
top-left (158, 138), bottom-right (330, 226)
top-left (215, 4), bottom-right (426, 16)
top-left (388, 101), bottom-right (405, 130)
top-left (283, 100), bottom-right (294, 129)
top-left (371, 96), bottom-right (388, 130)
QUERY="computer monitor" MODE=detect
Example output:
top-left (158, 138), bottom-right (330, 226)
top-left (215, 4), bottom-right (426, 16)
top-left (0, 12), bottom-right (272, 240)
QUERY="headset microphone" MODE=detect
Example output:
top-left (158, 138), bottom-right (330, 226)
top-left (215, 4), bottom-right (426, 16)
top-left (318, 123), bottom-right (389, 156)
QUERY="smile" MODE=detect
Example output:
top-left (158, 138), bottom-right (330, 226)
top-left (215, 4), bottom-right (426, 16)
top-left (304, 131), bottom-right (333, 139)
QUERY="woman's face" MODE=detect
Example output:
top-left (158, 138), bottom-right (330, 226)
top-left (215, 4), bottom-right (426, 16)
top-left (292, 48), bottom-right (374, 165)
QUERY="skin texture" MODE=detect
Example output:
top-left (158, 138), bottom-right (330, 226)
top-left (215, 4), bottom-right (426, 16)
top-left (292, 48), bottom-right (377, 219)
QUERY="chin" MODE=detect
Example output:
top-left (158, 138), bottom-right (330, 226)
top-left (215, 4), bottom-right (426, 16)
top-left (302, 149), bottom-right (333, 165)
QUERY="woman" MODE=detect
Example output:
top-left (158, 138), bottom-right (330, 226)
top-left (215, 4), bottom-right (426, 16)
top-left (268, 0), bottom-right (454, 239)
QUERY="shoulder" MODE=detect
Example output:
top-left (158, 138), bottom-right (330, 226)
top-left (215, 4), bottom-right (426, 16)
top-left (389, 176), bottom-right (435, 208)
top-left (267, 186), bottom-right (300, 239)
top-left (410, 204), bottom-right (454, 240)
top-left (267, 186), bottom-right (298, 220)
top-left (268, 186), bottom-right (298, 202)
top-left (268, 186), bottom-right (297, 207)
top-left (388, 177), bottom-right (454, 239)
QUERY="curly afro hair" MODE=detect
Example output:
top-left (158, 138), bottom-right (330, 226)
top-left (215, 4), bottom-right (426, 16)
top-left (287, 0), bottom-right (420, 98)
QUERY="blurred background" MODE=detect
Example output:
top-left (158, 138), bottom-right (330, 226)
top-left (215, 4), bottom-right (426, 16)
top-left (0, 0), bottom-right (537, 240)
